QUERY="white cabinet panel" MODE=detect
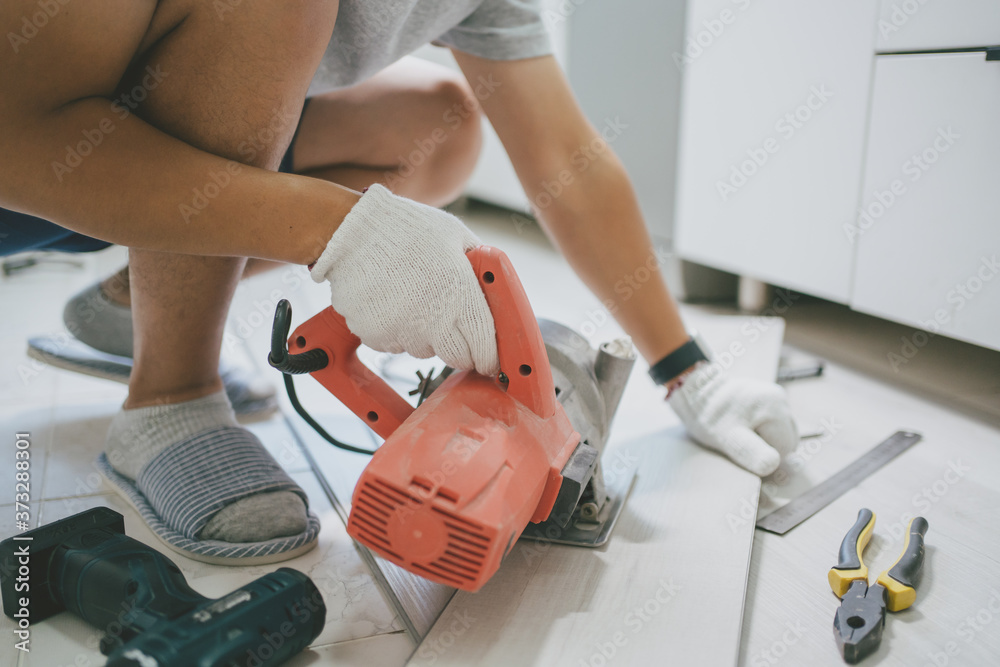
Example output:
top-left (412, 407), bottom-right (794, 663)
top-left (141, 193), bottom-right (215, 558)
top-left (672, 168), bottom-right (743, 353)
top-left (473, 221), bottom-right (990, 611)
top-left (851, 52), bottom-right (1000, 350)
top-left (674, 0), bottom-right (877, 303)
top-left (876, 0), bottom-right (1000, 52)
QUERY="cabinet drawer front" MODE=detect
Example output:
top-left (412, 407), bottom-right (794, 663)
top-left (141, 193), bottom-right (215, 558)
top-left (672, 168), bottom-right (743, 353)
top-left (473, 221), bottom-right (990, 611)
top-left (851, 52), bottom-right (1000, 351)
top-left (876, 0), bottom-right (1000, 51)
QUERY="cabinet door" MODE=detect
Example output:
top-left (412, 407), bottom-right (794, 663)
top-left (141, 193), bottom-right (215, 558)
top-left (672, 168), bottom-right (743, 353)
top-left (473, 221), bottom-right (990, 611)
top-left (876, 0), bottom-right (1000, 52)
top-left (851, 52), bottom-right (1000, 351)
top-left (674, 0), bottom-right (876, 303)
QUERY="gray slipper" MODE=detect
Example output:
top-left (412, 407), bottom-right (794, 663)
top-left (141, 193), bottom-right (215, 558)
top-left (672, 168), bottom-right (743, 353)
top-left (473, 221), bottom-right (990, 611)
top-left (96, 426), bottom-right (320, 564)
top-left (27, 334), bottom-right (278, 419)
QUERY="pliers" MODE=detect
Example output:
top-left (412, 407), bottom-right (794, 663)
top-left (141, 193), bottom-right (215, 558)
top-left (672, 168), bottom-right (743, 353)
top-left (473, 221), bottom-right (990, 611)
top-left (827, 508), bottom-right (929, 663)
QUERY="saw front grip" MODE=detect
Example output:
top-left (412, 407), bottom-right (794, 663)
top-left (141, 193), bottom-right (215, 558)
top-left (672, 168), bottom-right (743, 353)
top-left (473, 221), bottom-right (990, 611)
top-left (277, 246), bottom-right (559, 440)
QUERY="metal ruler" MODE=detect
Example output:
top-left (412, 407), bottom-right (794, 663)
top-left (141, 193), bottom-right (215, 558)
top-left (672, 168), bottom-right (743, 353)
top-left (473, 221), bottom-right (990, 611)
top-left (756, 430), bottom-right (923, 534)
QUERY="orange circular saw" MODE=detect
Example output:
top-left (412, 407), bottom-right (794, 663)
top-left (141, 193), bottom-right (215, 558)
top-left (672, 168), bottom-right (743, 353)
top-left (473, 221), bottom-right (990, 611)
top-left (269, 246), bottom-right (636, 591)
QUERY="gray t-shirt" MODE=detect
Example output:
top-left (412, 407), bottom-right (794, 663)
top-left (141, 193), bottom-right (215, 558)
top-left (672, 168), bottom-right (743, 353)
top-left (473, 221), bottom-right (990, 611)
top-left (308, 0), bottom-right (551, 94)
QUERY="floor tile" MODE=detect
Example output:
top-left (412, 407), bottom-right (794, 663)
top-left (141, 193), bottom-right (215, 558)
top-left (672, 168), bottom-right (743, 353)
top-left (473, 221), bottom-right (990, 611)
top-left (290, 631), bottom-right (415, 666)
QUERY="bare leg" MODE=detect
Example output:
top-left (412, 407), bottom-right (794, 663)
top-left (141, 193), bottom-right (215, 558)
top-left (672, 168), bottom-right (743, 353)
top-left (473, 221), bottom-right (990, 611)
top-left (121, 1), bottom-right (337, 407)
top-left (91, 0), bottom-right (339, 550)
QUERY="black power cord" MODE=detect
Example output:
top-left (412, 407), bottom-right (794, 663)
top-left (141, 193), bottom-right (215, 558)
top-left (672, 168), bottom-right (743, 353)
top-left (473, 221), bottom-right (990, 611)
top-left (282, 373), bottom-right (377, 456)
top-left (270, 299), bottom-right (377, 456)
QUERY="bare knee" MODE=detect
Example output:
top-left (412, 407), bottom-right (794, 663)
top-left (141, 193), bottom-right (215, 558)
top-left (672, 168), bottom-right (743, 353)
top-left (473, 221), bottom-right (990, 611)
top-left (412, 74), bottom-right (482, 204)
top-left (124, 0), bottom-right (340, 170)
top-left (435, 75), bottom-right (483, 155)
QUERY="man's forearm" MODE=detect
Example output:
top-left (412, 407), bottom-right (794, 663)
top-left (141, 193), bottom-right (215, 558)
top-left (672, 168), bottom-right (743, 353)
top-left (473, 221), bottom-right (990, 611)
top-left (450, 52), bottom-right (689, 367)
top-left (531, 148), bottom-right (689, 365)
top-left (0, 98), bottom-right (359, 265)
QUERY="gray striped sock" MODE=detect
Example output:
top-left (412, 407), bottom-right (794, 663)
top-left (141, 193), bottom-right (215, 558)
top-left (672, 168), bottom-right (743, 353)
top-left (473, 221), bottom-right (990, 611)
top-left (105, 390), bottom-right (307, 542)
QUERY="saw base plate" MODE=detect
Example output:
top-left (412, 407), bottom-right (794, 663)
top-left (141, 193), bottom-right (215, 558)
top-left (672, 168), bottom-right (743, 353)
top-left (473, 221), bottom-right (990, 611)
top-left (519, 461), bottom-right (638, 548)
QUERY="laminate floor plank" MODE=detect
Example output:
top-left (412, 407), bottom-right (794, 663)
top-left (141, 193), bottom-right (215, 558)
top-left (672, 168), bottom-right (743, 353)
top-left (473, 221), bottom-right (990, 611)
top-left (407, 317), bottom-right (785, 666)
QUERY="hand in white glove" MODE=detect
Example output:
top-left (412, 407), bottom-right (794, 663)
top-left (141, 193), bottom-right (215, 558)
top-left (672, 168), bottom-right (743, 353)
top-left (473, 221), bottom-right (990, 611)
top-left (668, 362), bottom-right (798, 476)
top-left (310, 184), bottom-right (499, 375)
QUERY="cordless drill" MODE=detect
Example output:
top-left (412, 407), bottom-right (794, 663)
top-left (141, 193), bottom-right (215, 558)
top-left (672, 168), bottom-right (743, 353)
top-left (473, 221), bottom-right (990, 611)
top-left (0, 507), bottom-right (326, 667)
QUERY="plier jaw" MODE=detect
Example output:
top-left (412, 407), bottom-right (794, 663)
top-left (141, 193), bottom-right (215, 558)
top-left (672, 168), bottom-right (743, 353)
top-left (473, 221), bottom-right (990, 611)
top-left (833, 580), bottom-right (886, 664)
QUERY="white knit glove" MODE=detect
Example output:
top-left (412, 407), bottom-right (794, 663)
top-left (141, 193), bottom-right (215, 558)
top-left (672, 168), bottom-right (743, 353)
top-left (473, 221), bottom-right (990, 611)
top-left (668, 363), bottom-right (798, 476)
top-left (310, 184), bottom-right (499, 375)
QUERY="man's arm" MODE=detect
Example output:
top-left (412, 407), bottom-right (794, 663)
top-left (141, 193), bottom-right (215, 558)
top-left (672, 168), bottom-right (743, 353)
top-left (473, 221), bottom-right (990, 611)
top-left (0, 0), bottom-right (356, 265)
top-left (451, 52), bottom-right (689, 367)
top-left (453, 52), bottom-right (800, 477)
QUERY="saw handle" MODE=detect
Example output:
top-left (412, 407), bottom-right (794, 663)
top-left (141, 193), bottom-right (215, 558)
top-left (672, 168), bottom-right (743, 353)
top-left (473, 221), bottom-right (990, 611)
top-left (468, 246), bottom-right (556, 419)
top-left (282, 246), bottom-right (556, 441)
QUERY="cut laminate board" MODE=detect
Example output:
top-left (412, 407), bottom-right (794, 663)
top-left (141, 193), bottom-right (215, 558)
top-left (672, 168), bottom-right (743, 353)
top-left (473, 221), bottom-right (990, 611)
top-left (406, 315), bottom-right (785, 666)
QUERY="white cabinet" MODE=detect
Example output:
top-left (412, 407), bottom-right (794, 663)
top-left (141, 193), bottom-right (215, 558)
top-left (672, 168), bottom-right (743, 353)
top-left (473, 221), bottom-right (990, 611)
top-left (673, 0), bottom-right (877, 303)
top-left (675, 1), bottom-right (1000, 351)
top-left (851, 52), bottom-right (1000, 350)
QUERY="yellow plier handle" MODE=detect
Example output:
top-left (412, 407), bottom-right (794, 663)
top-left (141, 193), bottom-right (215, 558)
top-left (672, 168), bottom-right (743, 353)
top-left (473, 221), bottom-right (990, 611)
top-left (828, 508), bottom-right (876, 598)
